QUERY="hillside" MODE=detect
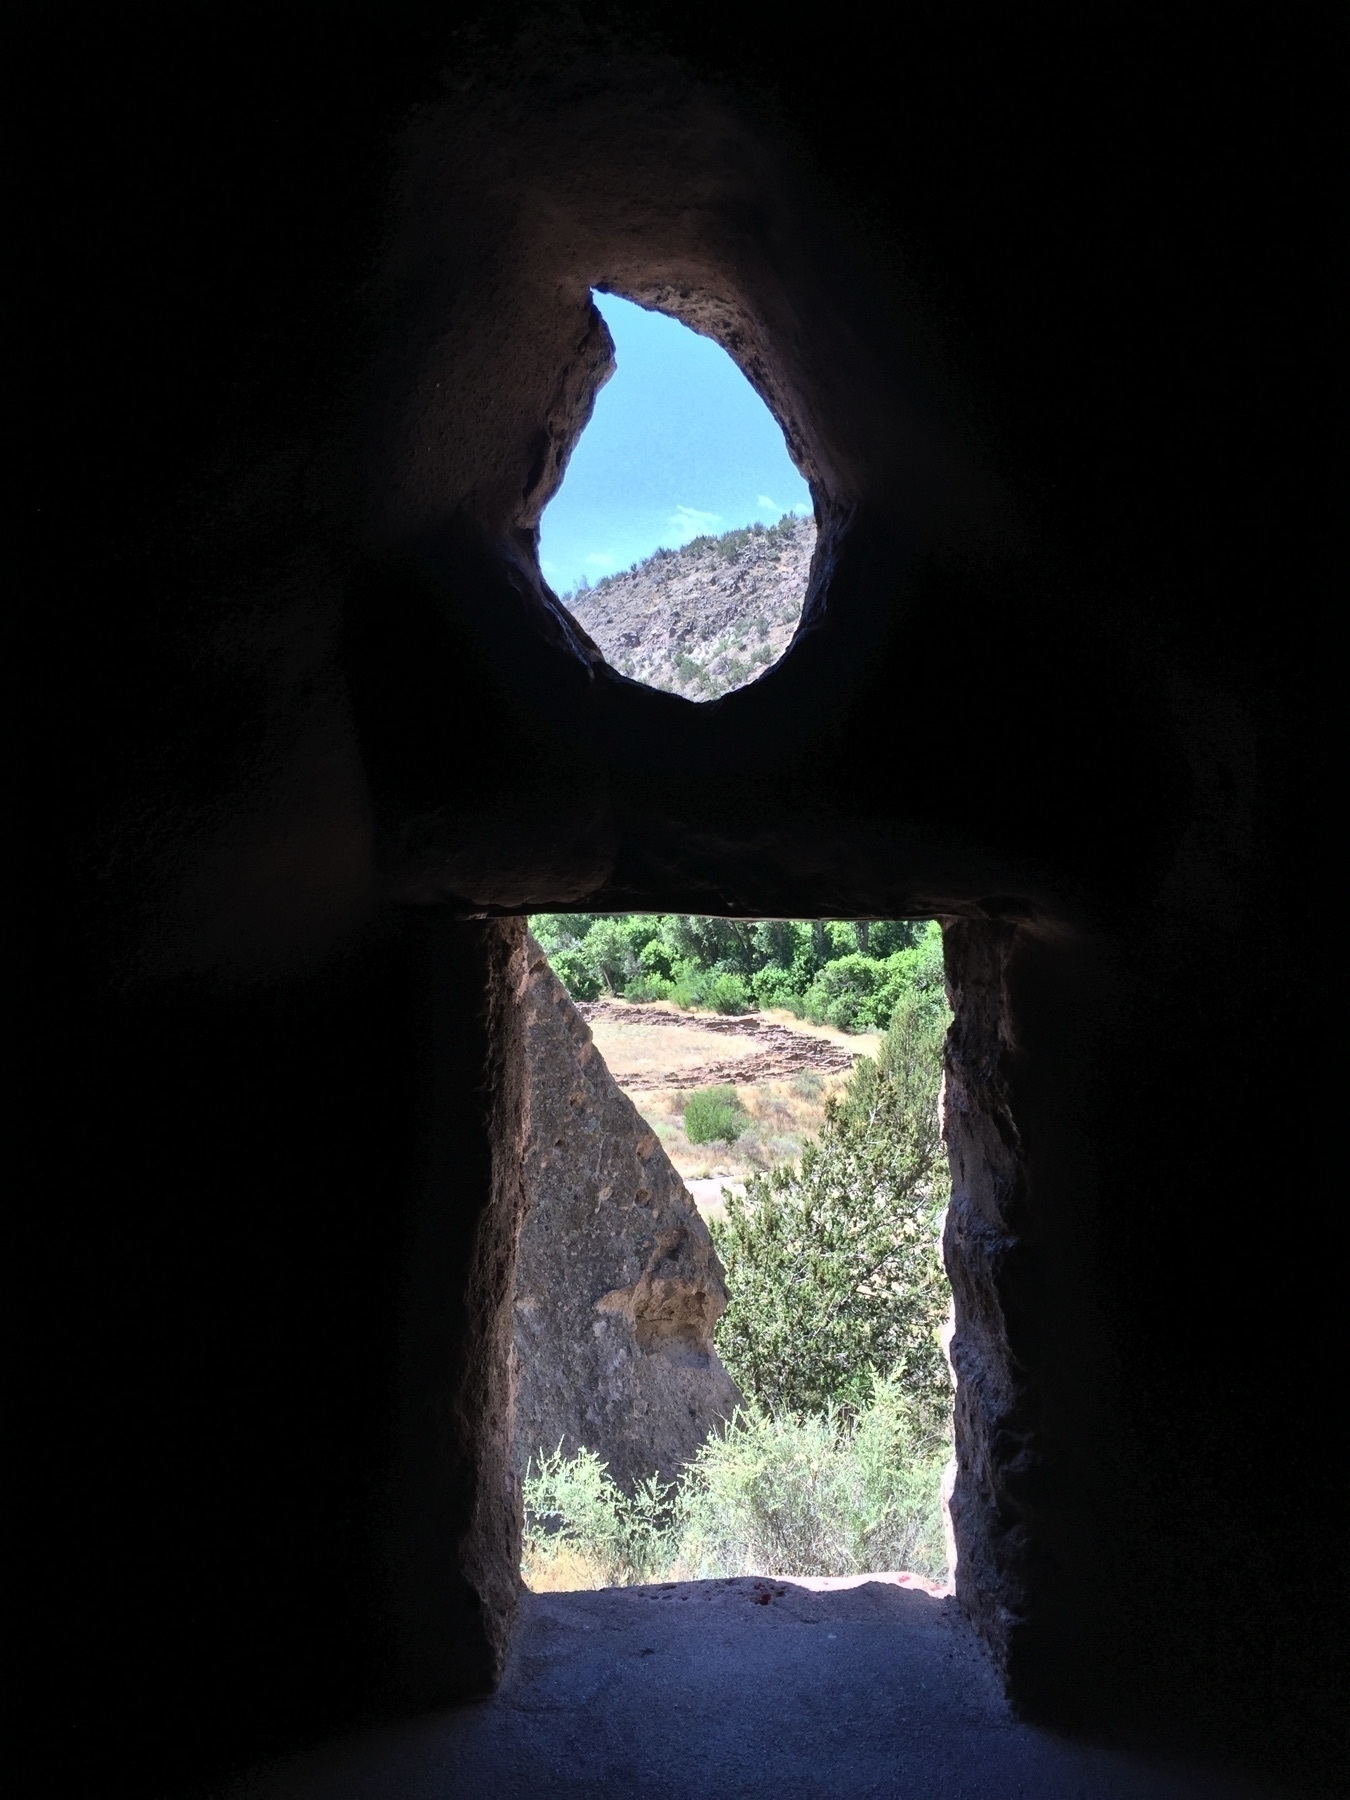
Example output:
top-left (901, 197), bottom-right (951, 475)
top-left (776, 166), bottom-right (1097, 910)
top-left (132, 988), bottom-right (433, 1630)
top-left (564, 512), bottom-right (816, 700)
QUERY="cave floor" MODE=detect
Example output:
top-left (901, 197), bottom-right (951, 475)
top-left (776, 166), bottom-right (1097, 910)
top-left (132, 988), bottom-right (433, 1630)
top-left (241, 1578), bottom-right (1288, 1799)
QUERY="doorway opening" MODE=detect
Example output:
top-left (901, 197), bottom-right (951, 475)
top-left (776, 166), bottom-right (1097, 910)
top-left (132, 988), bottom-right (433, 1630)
top-left (513, 913), bottom-right (955, 1598)
top-left (539, 292), bottom-right (816, 700)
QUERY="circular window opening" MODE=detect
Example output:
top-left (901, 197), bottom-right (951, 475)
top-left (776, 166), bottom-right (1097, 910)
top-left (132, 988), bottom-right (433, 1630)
top-left (540, 291), bottom-right (815, 701)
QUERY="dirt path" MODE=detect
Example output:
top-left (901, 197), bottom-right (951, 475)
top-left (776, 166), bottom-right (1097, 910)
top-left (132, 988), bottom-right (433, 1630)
top-left (578, 999), bottom-right (859, 1091)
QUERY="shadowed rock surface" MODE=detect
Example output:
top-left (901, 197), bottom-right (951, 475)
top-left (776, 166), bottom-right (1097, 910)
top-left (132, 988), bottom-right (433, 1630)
top-left (21, 12), bottom-right (1341, 1797)
top-left (514, 939), bottom-right (742, 1493)
top-left (242, 1581), bottom-right (1287, 1800)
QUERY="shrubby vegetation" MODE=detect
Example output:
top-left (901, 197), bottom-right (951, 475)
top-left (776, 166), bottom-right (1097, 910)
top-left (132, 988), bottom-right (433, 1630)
top-left (528, 911), bottom-right (946, 1032)
top-left (679, 1374), bottom-right (947, 1580)
top-left (709, 996), bottom-right (951, 1425)
top-left (520, 934), bottom-right (955, 1591)
top-left (524, 1373), bottom-right (948, 1589)
top-left (522, 1447), bottom-right (677, 1590)
top-left (682, 1084), bottom-right (751, 1146)
top-left (565, 512), bottom-right (804, 603)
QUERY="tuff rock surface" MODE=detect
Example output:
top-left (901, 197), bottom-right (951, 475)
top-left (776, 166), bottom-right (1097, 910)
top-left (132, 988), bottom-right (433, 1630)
top-left (514, 938), bottom-right (742, 1493)
top-left (26, 18), bottom-right (1340, 1795)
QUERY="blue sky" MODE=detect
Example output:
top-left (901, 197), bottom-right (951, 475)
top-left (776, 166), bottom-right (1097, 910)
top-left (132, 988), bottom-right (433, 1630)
top-left (538, 291), bottom-right (813, 596)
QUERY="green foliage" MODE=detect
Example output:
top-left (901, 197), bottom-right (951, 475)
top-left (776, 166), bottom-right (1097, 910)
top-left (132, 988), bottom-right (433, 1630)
top-left (717, 527), bottom-right (752, 561)
top-left (521, 1375), bottom-right (949, 1587)
top-left (750, 963), bottom-right (805, 1012)
top-left (683, 1084), bottom-right (751, 1145)
top-left (529, 913), bottom-right (663, 997)
top-left (710, 995), bottom-right (951, 1425)
top-left (797, 924), bottom-right (948, 1033)
top-left (701, 970), bottom-right (752, 1014)
top-left (522, 1444), bottom-right (676, 1588)
top-left (864, 919), bottom-right (922, 958)
top-left (799, 952), bottom-right (891, 1032)
top-left (661, 915), bottom-right (759, 975)
top-left (526, 913), bottom-right (947, 1040)
top-left (678, 1376), bottom-right (948, 1579)
top-left (547, 945), bottom-right (604, 1001)
top-left (518, 925), bottom-right (957, 1592)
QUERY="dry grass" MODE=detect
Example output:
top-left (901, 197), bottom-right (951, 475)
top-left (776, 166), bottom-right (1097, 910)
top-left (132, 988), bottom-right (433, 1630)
top-left (639, 1076), bottom-right (835, 1183)
top-left (587, 1016), bottom-right (764, 1081)
top-left (520, 1539), bottom-right (614, 1593)
top-left (759, 1008), bottom-right (883, 1057)
top-left (587, 1003), bottom-right (879, 1209)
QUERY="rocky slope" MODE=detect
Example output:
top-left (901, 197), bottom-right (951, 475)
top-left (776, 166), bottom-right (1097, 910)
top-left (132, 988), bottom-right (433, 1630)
top-left (565, 512), bottom-right (815, 701)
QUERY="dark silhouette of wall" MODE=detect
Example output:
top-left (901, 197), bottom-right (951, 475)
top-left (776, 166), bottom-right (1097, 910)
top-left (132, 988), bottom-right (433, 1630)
top-left (19, 9), bottom-right (1339, 1794)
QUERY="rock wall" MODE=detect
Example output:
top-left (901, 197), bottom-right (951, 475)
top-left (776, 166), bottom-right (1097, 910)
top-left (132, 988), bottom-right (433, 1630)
top-left (514, 939), bottom-right (741, 1494)
top-left (22, 11), bottom-right (1341, 1794)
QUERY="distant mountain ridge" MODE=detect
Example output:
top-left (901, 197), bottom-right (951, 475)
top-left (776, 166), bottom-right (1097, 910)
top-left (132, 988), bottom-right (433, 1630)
top-left (563, 513), bottom-right (816, 701)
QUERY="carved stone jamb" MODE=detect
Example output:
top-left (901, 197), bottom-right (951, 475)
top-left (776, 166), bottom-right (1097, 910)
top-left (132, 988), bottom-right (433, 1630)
top-left (940, 918), bottom-right (1035, 1676)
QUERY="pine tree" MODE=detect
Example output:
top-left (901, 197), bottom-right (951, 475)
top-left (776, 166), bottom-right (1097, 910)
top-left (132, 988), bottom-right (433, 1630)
top-left (710, 996), bottom-right (951, 1442)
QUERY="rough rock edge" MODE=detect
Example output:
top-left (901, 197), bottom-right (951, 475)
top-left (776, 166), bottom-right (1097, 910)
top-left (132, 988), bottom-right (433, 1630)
top-left (513, 937), bottom-right (743, 1496)
top-left (941, 920), bottom-right (1034, 1676)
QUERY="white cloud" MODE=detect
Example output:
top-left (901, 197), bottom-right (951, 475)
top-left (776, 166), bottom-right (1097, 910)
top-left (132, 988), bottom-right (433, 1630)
top-left (584, 551), bottom-right (616, 568)
top-left (757, 492), bottom-right (811, 519)
top-left (669, 504), bottom-right (720, 536)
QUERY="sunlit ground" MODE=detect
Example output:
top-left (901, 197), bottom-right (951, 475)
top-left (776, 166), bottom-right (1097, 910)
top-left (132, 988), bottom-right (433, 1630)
top-left (586, 1001), bottom-right (880, 1210)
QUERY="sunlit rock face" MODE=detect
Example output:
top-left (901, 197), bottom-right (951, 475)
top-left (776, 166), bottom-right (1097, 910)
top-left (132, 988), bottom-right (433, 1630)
top-left (566, 514), bottom-right (816, 700)
top-left (514, 938), bottom-right (742, 1494)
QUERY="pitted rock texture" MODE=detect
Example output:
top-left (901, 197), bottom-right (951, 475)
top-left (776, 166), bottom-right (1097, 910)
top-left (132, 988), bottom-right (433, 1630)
top-left (514, 939), bottom-right (742, 1493)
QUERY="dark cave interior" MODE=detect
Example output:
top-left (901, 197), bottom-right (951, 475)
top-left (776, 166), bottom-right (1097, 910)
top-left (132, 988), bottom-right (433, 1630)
top-left (19, 9), bottom-right (1340, 1795)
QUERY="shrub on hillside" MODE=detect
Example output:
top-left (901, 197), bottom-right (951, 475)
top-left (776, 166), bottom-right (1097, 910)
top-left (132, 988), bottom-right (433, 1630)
top-left (520, 1374), bottom-right (949, 1590)
top-left (621, 975), bottom-right (671, 1003)
top-left (522, 1445), bottom-right (675, 1589)
top-left (750, 963), bottom-right (804, 1012)
top-left (800, 952), bottom-right (891, 1031)
top-left (547, 945), bottom-right (604, 1001)
top-left (865, 919), bottom-right (923, 958)
top-left (678, 1376), bottom-right (948, 1580)
top-left (665, 966), bottom-right (707, 1010)
top-left (683, 1084), bottom-right (751, 1145)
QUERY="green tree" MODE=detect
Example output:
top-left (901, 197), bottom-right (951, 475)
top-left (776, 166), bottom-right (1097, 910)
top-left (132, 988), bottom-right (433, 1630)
top-left (710, 994), bottom-right (952, 1434)
top-left (866, 919), bottom-right (922, 958)
top-left (798, 922), bottom-right (947, 1032)
top-left (577, 917), bottom-right (643, 993)
top-left (663, 915), bottom-right (760, 976)
top-left (527, 913), bottom-right (946, 1034)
